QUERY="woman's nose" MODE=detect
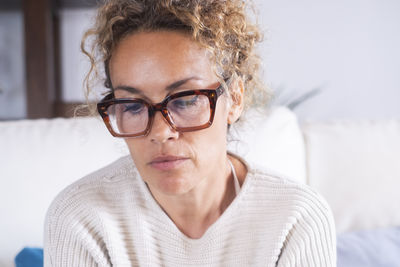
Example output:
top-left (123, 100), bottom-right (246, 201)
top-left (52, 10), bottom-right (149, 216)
top-left (148, 111), bottom-right (179, 143)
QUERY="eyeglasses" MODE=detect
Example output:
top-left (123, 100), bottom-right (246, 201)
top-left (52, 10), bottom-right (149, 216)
top-left (97, 84), bottom-right (225, 138)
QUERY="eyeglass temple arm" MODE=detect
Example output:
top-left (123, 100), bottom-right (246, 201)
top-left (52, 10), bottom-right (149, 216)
top-left (98, 92), bottom-right (115, 104)
top-left (216, 77), bottom-right (231, 97)
top-left (216, 86), bottom-right (224, 97)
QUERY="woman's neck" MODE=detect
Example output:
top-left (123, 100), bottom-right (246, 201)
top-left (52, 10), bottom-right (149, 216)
top-left (148, 154), bottom-right (246, 239)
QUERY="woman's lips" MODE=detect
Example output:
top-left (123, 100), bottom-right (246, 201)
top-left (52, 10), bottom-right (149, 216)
top-left (148, 156), bottom-right (189, 171)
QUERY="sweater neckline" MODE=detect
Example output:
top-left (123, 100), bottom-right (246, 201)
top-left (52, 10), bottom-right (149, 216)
top-left (228, 158), bottom-right (241, 196)
top-left (136, 152), bottom-right (252, 243)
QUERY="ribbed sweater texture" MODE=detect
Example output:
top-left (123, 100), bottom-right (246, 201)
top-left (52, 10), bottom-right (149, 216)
top-left (44, 155), bottom-right (336, 267)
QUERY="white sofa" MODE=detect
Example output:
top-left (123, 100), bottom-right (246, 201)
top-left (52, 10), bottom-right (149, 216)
top-left (1, 106), bottom-right (399, 267)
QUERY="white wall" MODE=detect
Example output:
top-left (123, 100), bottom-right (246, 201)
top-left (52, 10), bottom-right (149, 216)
top-left (59, 8), bottom-right (103, 102)
top-left (255, 0), bottom-right (400, 120)
top-left (59, 1), bottom-right (400, 120)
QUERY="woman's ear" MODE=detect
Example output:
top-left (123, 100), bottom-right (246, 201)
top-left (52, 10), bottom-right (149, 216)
top-left (227, 78), bottom-right (245, 125)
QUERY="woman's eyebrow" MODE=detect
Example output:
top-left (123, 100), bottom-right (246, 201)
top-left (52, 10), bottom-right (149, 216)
top-left (165, 76), bottom-right (201, 91)
top-left (113, 85), bottom-right (142, 95)
top-left (113, 76), bottom-right (202, 94)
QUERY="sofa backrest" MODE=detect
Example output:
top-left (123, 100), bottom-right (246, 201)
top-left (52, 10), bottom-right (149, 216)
top-left (302, 120), bottom-right (400, 233)
top-left (0, 117), bottom-right (128, 267)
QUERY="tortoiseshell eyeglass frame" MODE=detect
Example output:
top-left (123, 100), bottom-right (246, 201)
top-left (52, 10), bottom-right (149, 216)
top-left (97, 83), bottom-right (226, 138)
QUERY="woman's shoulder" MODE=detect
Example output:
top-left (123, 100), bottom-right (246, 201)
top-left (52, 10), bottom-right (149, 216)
top-left (45, 155), bottom-right (139, 222)
top-left (244, 163), bottom-right (336, 246)
top-left (231, 151), bottom-right (331, 215)
top-left (245, 165), bottom-right (337, 266)
top-left (43, 155), bottom-right (144, 265)
top-left (245, 162), bottom-right (333, 219)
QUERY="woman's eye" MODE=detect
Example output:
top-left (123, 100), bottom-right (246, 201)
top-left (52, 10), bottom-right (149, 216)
top-left (172, 95), bottom-right (199, 108)
top-left (123, 103), bottom-right (145, 114)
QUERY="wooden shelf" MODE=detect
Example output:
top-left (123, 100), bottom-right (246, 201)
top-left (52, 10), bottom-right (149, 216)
top-left (0, 0), bottom-right (98, 119)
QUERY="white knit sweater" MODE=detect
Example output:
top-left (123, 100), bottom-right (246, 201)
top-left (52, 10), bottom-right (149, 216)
top-left (44, 155), bottom-right (336, 267)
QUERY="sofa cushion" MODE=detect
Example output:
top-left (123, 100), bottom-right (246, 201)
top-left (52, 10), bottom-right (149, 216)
top-left (302, 120), bottom-right (400, 233)
top-left (15, 247), bottom-right (43, 267)
top-left (337, 227), bottom-right (400, 267)
top-left (228, 106), bottom-right (306, 183)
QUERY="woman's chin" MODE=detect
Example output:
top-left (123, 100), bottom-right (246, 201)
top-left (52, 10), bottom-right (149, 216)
top-left (147, 174), bottom-right (195, 196)
top-left (159, 178), bottom-right (194, 196)
top-left (142, 163), bottom-right (196, 196)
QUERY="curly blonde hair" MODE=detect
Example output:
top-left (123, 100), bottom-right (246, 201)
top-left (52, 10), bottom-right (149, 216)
top-left (81, 0), bottom-right (270, 115)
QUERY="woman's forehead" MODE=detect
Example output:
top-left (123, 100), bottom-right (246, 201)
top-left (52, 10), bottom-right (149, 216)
top-left (110, 31), bottom-right (212, 73)
top-left (109, 31), bottom-right (217, 95)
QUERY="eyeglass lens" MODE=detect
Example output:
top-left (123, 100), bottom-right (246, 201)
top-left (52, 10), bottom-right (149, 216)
top-left (107, 94), bottom-right (211, 135)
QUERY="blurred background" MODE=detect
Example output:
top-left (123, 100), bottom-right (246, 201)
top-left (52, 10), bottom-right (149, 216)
top-left (0, 0), bottom-right (399, 121)
top-left (1, 1), bottom-right (400, 266)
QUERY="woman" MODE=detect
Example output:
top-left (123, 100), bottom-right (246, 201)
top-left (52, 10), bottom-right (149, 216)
top-left (44, 0), bottom-right (336, 266)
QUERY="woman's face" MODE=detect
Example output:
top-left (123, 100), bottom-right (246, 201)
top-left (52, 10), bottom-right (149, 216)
top-left (109, 31), bottom-right (242, 196)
